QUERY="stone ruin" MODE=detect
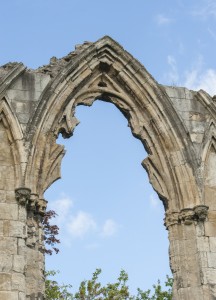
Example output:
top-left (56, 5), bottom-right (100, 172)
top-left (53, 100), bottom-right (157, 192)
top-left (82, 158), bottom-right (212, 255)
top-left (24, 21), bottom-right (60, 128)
top-left (0, 36), bottom-right (216, 299)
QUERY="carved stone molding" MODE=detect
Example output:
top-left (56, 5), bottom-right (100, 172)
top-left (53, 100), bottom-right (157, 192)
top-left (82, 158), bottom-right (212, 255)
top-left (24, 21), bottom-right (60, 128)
top-left (194, 205), bottom-right (209, 221)
top-left (28, 193), bottom-right (39, 211)
top-left (29, 194), bottom-right (47, 216)
top-left (36, 199), bottom-right (48, 216)
top-left (15, 189), bottom-right (47, 216)
top-left (179, 208), bottom-right (196, 225)
top-left (15, 187), bottom-right (31, 205)
top-left (165, 205), bottom-right (209, 228)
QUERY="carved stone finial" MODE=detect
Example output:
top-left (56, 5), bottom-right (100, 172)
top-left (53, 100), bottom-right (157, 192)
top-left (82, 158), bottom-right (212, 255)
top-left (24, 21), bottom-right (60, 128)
top-left (15, 188), bottom-right (31, 206)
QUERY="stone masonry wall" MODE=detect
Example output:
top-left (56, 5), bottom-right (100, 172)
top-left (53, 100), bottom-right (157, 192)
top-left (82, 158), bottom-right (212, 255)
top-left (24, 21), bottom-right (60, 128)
top-left (0, 122), bottom-right (26, 300)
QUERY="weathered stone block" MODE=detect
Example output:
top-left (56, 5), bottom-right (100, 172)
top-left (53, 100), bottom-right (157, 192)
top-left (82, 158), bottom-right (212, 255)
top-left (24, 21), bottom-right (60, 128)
top-left (207, 252), bottom-right (216, 268)
top-left (168, 224), bottom-right (184, 241)
top-left (6, 191), bottom-right (16, 203)
top-left (0, 221), bottom-right (4, 236)
top-left (205, 187), bottom-right (216, 210)
top-left (0, 238), bottom-right (17, 255)
top-left (17, 238), bottom-right (26, 256)
top-left (205, 222), bottom-right (216, 237)
top-left (207, 211), bottom-right (216, 222)
top-left (0, 204), bottom-right (18, 220)
top-left (11, 273), bottom-right (25, 292)
top-left (182, 223), bottom-right (197, 239)
top-left (196, 222), bottom-right (205, 236)
top-left (13, 255), bottom-right (25, 273)
top-left (18, 292), bottom-right (25, 300)
top-left (0, 255), bottom-right (13, 272)
top-left (6, 221), bottom-right (27, 238)
top-left (0, 291), bottom-right (18, 300)
top-left (179, 239), bottom-right (197, 255)
top-left (202, 268), bottom-right (216, 285)
top-left (178, 286), bottom-right (204, 300)
top-left (18, 206), bottom-right (27, 221)
top-left (0, 273), bottom-right (11, 290)
top-left (164, 86), bottom-right (186, 100)
top-left (209, 237), bottom-right (216, 252)
top-left (202, 284), bottom-right (211, 300)
top-left (197, 237), bottom-right (210, 252)
top-left (198, 252), bottom-right (208, 269)
top-left (6, 89), bottom-right (41, 102)
top-left (0, 190), bottom-right (6, 203)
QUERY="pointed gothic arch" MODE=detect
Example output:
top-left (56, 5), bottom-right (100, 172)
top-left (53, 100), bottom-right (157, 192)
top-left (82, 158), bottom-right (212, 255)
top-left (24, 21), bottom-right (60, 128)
top-left (26, 37), bottom-right (200, 213)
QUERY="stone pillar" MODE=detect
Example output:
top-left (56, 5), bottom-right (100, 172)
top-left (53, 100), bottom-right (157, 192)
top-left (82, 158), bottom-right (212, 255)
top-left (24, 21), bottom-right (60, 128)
top-left (10, 188), bottom-right (46, 300)
top-left (165, 205), bottom-right (216, 299)
top-left (0, 121), bottom-right (28, 300)
top-left (25, 194), bottom-right (47, 300)
top-left (0, 188), bottom-right (28, 300)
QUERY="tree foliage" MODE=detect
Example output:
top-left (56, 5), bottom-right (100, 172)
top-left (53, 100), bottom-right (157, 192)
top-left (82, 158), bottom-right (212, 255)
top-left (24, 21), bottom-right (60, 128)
top-left (45, 270), bottom-right (73, 300)
top-left (45, 269), bottom-right (173, 300)
top-left (42, 210), bottom-right (60, 255)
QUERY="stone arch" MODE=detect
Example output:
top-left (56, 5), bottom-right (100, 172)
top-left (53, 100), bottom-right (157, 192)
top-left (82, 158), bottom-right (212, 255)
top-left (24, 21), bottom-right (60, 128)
top-left (1, 36), bottom-right (216, 299)
top-left (0, 97), bottom-right (25, 188)
top-left (26, 36), bottom-right (200, 213)
top-left (202, 122), bottom-right (216, 210)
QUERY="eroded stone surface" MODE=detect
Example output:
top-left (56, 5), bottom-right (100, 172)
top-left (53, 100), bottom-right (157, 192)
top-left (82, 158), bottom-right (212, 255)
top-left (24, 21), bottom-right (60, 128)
top-left (0, 36), bottom-right (216, 299)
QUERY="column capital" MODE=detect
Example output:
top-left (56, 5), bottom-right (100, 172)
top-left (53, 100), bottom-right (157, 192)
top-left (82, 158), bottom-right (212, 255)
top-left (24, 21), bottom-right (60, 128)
top-left (15, 188), bottom-right (47, 216)
top-left (15, 187), bottom-right (31, 205)
top-left (165, 205), bottom-right (209, 228)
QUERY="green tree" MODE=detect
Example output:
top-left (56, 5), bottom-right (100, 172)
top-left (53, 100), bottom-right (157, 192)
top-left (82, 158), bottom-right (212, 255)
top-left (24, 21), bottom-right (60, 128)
top-left (45, 269), bottom-right (173, 300)
top-left (45, 270), bottom-right (73, 300)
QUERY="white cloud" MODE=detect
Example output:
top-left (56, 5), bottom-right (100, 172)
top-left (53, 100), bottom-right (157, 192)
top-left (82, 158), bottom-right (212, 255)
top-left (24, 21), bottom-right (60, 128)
top-left (67, 211), bottom-right (97, 238)
top-left (50, 196), bottom-right (73, 225)
top-left (164, 54), bottom-right (216, 96)
top-left (48, 196), bottom-right (120, 242)
top-left (155, 14), bottom-right (173, 25)
top-left (101, 219), bottom-right (118, 237)
top-left (185, 69), bottom-right (216, 96)
top-left (208, 28), bottom-right (216, 41)
top-left (184, 68), bottom-right (216, 96)
top-left (150, 194), bottom-right (159, 208)
top-left (192, 0), bottom-right (216, 19)
top-left (164, 55), bottom-right (179, 84)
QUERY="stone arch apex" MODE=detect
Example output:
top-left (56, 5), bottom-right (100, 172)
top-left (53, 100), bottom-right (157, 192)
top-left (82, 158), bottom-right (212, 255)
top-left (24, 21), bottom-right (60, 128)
top-left (25, 36), bottom-right (200, 212)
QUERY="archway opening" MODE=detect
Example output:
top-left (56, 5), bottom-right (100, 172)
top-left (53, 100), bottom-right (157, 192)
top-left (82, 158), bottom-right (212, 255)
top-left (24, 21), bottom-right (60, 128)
top-left (45, 99), bottom-right (171, 294)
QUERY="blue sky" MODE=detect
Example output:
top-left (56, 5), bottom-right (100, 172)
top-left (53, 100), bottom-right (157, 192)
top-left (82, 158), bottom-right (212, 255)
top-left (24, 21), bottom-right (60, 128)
top-left (1, 0), bottom-right (216, 294)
